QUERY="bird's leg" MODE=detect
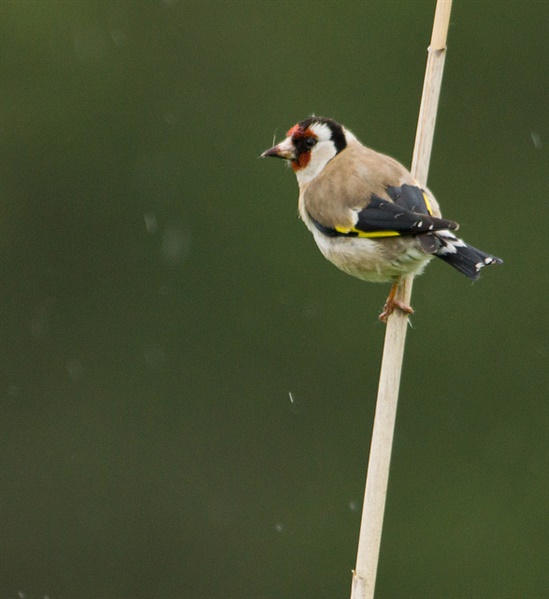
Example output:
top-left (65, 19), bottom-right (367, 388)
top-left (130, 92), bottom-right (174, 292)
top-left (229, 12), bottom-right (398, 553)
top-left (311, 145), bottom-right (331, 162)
top-left (379, 280), bottom-right (414, 322)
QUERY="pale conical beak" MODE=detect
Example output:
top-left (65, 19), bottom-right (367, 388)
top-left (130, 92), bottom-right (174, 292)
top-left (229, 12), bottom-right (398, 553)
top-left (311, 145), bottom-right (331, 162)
top-left (260, 137), bottom-right (295, 160)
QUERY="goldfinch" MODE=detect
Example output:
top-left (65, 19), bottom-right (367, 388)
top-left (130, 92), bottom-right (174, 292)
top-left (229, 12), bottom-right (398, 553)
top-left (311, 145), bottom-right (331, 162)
top-left (261, 116), bottom-right (502, 321)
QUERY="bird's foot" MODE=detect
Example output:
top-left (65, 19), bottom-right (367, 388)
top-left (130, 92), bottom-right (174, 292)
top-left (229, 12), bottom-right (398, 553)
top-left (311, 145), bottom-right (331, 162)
top-left (379, 282), bottom-right (414, 322)
top-left (379, 299), bottom-right (414, 322)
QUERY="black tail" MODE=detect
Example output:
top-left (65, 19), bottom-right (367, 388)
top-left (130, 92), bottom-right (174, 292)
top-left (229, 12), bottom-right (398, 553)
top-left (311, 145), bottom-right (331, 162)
top-left (434, 231), bottom-right (503, 280)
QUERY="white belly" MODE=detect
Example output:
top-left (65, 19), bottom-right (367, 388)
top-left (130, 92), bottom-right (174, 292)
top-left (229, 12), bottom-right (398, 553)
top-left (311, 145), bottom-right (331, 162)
top-left (310, 227), bottom-right (432, 283)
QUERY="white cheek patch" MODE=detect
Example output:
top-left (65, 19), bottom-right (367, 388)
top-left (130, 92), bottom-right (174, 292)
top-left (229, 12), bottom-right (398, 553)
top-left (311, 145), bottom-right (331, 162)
top-left (308, 122), bottom-right (333, 142)
top-left (295, 143), bottom-right (337, 184)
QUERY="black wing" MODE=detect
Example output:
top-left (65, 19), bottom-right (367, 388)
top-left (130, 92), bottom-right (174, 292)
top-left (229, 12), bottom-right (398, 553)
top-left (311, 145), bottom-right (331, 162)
top-left (354, 183), bottom-right (458, 237)
top-left (308, 184), bottom-right (458, 239)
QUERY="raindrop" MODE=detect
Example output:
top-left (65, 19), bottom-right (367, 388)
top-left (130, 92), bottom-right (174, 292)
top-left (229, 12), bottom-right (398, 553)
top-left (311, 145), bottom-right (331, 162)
top-left (288, 390), bottom-right (305, 415)
top-left (143, 345), bottom-right (167, 370)
top-left (164, 113), bottom-right (178, 124)
top-left (144, 212), bottom-right (158, 234)
top-left (530, 132), bottom-right (543, 149)
top-left (110, 28), bottom-right (128, 46)
top-left (66, 359), bottom-right (84, 381)
top-left (161, 225), bottom-right (191, 265)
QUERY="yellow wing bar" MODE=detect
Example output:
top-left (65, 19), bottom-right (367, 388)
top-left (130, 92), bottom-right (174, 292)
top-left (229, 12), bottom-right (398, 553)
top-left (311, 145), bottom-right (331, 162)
top-left (334, 226), bottom-right (401, 238)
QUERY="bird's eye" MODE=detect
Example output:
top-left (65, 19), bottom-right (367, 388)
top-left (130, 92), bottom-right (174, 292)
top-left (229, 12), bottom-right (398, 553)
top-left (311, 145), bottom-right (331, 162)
top-left (304, 137), bottom-right (317, 149)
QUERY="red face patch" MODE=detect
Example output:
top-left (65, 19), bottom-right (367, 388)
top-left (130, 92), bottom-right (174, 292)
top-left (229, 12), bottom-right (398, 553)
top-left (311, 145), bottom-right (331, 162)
top-left (286, 124), bottom-right (301, 138)
top-left (286, 124), bottom-right (316, 141)
top-left (286, 124), bottom-right (316, 171)
top-left (291, 150), bottom-right (312, 171)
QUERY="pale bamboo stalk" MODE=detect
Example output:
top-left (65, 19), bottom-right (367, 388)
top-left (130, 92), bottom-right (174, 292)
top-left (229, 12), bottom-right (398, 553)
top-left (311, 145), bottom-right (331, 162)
top-left (350, 2), bottom-right (453, 598)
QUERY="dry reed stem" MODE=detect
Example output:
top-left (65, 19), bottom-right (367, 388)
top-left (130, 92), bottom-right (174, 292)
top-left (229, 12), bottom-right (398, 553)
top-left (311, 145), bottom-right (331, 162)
top-left (350, 2), bottom-right (453, 598)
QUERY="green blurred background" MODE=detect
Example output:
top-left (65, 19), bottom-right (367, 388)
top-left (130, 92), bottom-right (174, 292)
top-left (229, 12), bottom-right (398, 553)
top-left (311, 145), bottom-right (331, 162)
top-left (1, 1), bottom-right (547, 598)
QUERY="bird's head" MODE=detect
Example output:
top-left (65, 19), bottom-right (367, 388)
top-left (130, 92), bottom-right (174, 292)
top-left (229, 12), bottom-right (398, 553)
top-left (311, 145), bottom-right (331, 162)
top-left (261, 116), bottom-right (354, 184)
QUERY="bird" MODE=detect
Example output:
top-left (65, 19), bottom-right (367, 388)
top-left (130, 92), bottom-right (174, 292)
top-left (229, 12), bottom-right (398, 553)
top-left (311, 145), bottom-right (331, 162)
top-left (261, 116), bottom-right (502, 321)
